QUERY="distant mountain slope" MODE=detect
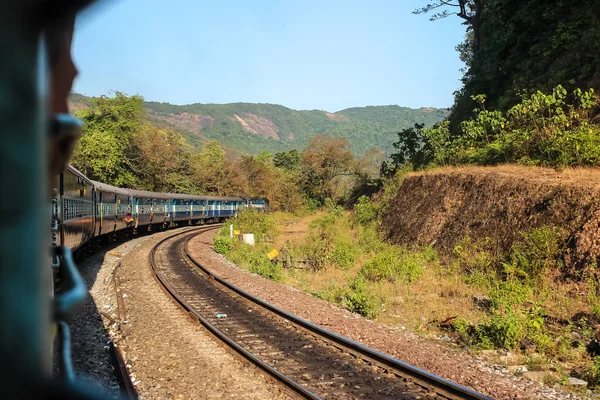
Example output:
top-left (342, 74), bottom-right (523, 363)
top-left (71, 94), bottom-right (447, 155)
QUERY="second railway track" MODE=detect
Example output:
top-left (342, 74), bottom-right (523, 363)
top-left (150, 227), bottom-right (491, 400)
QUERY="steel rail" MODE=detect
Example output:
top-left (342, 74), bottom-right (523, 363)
top-left (149, 227), bottom-right (321, 400)
top-left (183, 229), bottom-right (492, 400)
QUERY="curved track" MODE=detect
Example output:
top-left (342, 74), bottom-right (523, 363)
top-left (150, 228), bottom-right (491, 400)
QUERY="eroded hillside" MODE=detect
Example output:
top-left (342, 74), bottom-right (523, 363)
top-left (381, 166), bottom-right (600, 276)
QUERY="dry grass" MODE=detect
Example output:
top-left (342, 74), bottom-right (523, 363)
top-left (414, 164), bottom-right (600, 188)
top-left (273, 211), bottom-right (326, 249)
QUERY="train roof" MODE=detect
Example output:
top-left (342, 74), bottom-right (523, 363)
top-left (203, 195), bottom-right (245, 202)
top-left (127, 189), bottom-right (173, 200)
top-left (66, 164), bottom-right (94, 185)
top-left (90, 180), bottom-right (131, 196)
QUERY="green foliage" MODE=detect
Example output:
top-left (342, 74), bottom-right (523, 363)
top-left (359, 247), bottom-right (424, 283)
top-left (425, 86), bottom-right (600, 168)
top-left (330, 237), bottom-right (359, 270)
top-left (453, 280), bottom-right (550, 352)
top-left (232, 209), bottom-right (276, 242)
top-left (390, 123), bottom-right (433, 169)
top-left (273, 149), bottom-right (301, 171)
top-left (143, 100), bottom-right (447, 156)
top-left (71, 92), bottom-right (196, 192)
top-left (303, 198), bottom-right (320, 211)
top-left (213, 236), bottom-right (232, 255)
top-left (314, 281), bottom-right (351, 304)
top-left (72, 92), bottom-right (144, 186)
top-left (345, 277), bottom-right (380, 318)
top-left (230, 243), bottom-right (283, 282)
top-left (354, 195), bottom-right (377, 226)
top-left (503, 226), bottom-right (566, 284)
top-left (452, 235), bottom-right (498, 276)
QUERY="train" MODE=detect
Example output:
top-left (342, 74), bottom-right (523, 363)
top-left (54, 165), bottom-right (269, 252)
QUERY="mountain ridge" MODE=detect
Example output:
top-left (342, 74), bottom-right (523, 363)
top-left (71, 93), bottom-right (448, 155)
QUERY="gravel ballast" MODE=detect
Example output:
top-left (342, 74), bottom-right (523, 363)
top-left (65, 228), bottom-right (290, 399)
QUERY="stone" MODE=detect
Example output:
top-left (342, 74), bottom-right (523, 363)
top-left (567, 377), bottom-right (588, 387)
top-left (507, 365), bottom-right (528, 374)
top-left (473, 295), bottom-right (492, 310)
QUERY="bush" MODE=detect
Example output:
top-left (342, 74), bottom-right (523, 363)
top-left (305, 197), bottom-right (321, 211)
top-left (424, 85), bottom-right (600, 168)
top-left (232, 209), bottom-right (276, 241)
top-left (330, 237), bottom-right (359, 270)
top-left (345, 277), bottom-right (380, 318)
top-left (230, 243), bottom-right (283, 282)
top-left (452, 235), bottom-right (497, 275)
top-left (359, 247), bottom-right (423, 283)
top-left (213, 236), bottom-right (232, 255)
top-left (503, 225), bottom-right (566, 284)
top-left (354, 195), bottom-right (377, 226)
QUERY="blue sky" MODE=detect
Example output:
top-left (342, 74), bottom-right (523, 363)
top-left (73, 0), bottom-right (467, 112)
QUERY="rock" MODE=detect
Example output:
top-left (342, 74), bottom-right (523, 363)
top-left (522, 371), bottom-right (549, 382)
top-left (507, 365), bottom-right (528, 374)
top-left (587, 340), bottom-right (600, 356)
top-left (473, 295), bottom-right (492, 310)
top-left (567, 377), bottom-right (588, 387)
top-left (479, 350), bottom-right (497, 356)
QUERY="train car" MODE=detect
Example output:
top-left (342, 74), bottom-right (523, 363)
top-left (59, 165), bottom-right (95, 250)
top-left (129, 189), bottom-right (172, 232)
top-left (170, 193), bottom-right (196, 226)
top-left (203, 196), bottom-right (245, 220)
top-left (242, 197), bottom-right (270, 211)
top-left (91, 180), bottom-right (133, 237)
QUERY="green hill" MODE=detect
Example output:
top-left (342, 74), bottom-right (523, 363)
top-left (72, 94), bottom-right (447, 155)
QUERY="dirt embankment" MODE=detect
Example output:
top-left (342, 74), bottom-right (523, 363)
top-left (381, 166), bottom-right (600, 274)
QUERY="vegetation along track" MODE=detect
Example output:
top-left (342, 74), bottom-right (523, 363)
top-left (150, 227), bottom-right (491, 400)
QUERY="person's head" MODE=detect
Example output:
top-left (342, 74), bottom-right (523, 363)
top-left (44, 14), bottom-right (82, 194)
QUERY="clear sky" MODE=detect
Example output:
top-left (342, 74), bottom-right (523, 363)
top-left (73, 0), bottom-right (467, 112)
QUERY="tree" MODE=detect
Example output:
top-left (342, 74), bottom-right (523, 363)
top-left (274, 149), bottom-right (301, 171)
top-left (192, 141), bottom-right (228, 194)
top-left (132, 126), bottom-right (195, 193)
top-left (390, 123), bottom-right (432, 169)
top-left (300, 135), bottom-right (355, 202)
top-left (413, 1), bottom-right (484, 52)
top-left (71, 92), bottom-right (144, 186)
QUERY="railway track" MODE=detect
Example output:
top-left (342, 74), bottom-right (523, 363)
top-left (150, 227), bottom-right (491, 400)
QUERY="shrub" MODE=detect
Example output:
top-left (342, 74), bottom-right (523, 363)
top-left (305, 197), bottom-right (321, 211)
top-left (231, 244), bottom-right (283, 282)
top-left (233, 208), bottom-right (276, 241)
top-left (345, 277), bottom-right (380, 318)
top-left (354, 195), bottom-right (377, 226)
top-left (359, 248), bottom-right (423, 283)
top-left (213, 236), bottom-right (232, 255)
top-left (330, 237), bottom-right (359, 270)
top-left (453, 235), bottom-right (497, 275)
top-left (314, 281), bottom-right (350, 304)
top-left (424, 85), bottom-right (600, 168)
top-left (503, 225), bottom-right (566, 284)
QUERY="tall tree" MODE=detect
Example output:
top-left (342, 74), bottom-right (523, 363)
top-left (300, 135), bottom-right (355, 201)
top-left (274, 149), bottom-right (301, 171)
top-left (413, 1), bottom-right (484, 51)
top-left (192, 140), bottom-right (228, 194)
top-left (71, 92), bottom-right (144, 186)
top-left (132, 126), bottom-right (195, 193)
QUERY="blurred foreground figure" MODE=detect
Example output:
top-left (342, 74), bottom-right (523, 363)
top-left (0, 1), bottom-right (102, 398)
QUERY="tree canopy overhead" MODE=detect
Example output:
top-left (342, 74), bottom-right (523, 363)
top-left (416, 0), bottom-right (600, 130)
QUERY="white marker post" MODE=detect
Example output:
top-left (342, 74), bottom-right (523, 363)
top-left (230, 224), bottom-right (233, 238)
